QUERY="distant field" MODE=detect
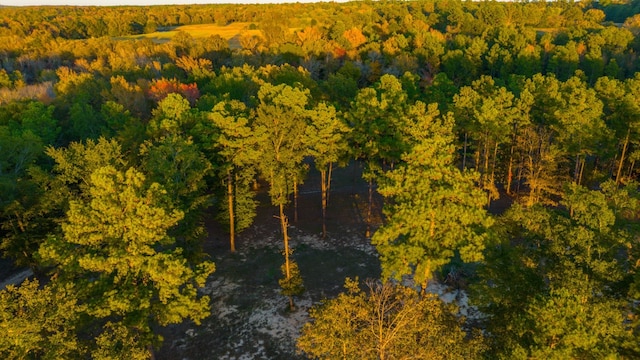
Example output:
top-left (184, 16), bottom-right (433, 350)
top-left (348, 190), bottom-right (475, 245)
top-left (116, 22), bottom-right (263, 49)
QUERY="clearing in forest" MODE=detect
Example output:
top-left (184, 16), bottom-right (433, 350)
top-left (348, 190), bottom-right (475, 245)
top-left (116, 22), bottom-right (263, 48)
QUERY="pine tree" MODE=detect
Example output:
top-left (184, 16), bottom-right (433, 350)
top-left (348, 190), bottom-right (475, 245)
top-left (0, 279), bottom-right (83, 359)
top-left (305, 102), bottom-right (350, 237)
top-left (473, 182), bottom-right (638, 358)
top-left (38, 166), bottom-right (215, 358)
top-left (209, 100), bottom-right (260, 253)
top-left (453, 75), bottom-right (516, 207)
top-left (372, 108), bottom-right (493, 292)
top-left (347, 74), bottom-right (413, 237)
top-left (253, 83), bottom-right (310, 307)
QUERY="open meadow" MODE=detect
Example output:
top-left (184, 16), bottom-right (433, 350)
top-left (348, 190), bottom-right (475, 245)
top-left (117, 22), bottom-right (264, 48)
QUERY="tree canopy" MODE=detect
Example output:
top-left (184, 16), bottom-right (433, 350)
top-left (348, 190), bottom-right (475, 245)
top-left (1, 0), bottom-right (640, 358)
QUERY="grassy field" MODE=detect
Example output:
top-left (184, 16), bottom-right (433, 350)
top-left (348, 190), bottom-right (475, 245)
top-left (117, 22), bottom-right (263, 49)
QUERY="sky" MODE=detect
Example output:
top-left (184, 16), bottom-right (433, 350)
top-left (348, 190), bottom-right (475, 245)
top-left (1, 0), bottom-right (329, 5)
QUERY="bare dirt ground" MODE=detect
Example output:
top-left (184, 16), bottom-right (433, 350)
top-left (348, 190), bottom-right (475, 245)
top-left (156, 160), bottom-right (499, 359)
top-left (157, 162), bottom-right (384, 360)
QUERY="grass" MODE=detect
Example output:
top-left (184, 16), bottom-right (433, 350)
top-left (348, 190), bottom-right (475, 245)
top-left (116, 22), bottom-right (263, 48)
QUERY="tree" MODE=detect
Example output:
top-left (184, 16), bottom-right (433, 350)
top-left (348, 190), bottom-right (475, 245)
top-left (516, 74), bottom-right (567, 205)
top-left (278, 259), bottom-right (304, 311)
top-left (552, 76), bottom-right (608, 185)
top-left (147, 78), bottom-right (200, 106)
top-left (516, 125), bottom-right (566, 206)
top-left (347, 74), bottom-right (412, 237)
top-left (139, 135), bottom-right (213, 258)
top-left (19, 101), bottom-right (59, 146)
top-left (148, 93), bottom-right (194, 135)
top-left (108, 76), bottom-right (148, 119)
top-left (305, 102), bottom-right (350, 237)
top-left (38, 166), bottom-right (215, 358)
top-left (297, 278), bottom-right (484, 360)
top-left (66, 99), bottom-right (104, 142)
top-left (547, 41), bottom-right (580, 81)
top-left (209, 100), bottom-right (260, 252)
top-left (503, 86), bottom-right (533, 196)
top-left (253, 83), bottom-right (310, 309)
top-left (0, 279), bottom-right (83, 359)
top-left (100, 101), bottom-right (146, 162)
top-left (1, 137), bottom-right (125, 268)
top-left (45, 137), bottom-right (126, 198)
top-left (595, 74), bottom-right (640, 185)
top-left (453, 75), bottom-right (516, 207)
top-left (372, 107), bottom-right (493, 292)
top-left (144, 95), bottom-right (214, 246)
top-left (473, 182), bottom-right (637, 358)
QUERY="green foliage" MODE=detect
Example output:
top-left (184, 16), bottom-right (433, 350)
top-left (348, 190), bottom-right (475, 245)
top-left (92, 322), bottom-right (152, 360)
top-left (254, 82), bottom-right (310, 206)
top-left (67, 100), bottom-right (104, 142)
top-left (1, 137), bottom-right (126, 267)
top-left (0, 279), bottom-right (83, 359)
top-left (148, 93), bottom-right (194, 137)
top-left (2, 1), bottom-right (640, 357)
top-left (473, 183), bottom-right (638, 358)
top-left (215, 173), bottom-right (257, 234)
top-left (347, 74), bottom-right (412, 173)
top-left (522, 287), bottom-right (628, 360)
top-left (279, 260), bottom-right (304, 298)
top-left (46, 137), bottom-right (126, 197)
top-left (453, 75), bottom-right (516, 203)
top-left (210, 100), bottom-right (259, 231)
top-left (553, 76), bottom-right (608, 183)
top-left (306, 102), bottom-right (350, 170)
top-left (297, 278), bottom-right (485, 360)
top-left (321, 73), bottom-right (358, 110)
top-left (372, 107), bottom-right (493, 290)
top-left (139, 135), bottom-right (213, 242)
top-left (19, 102), bottom-right (60, 146)
top-left (38, 165), bottom-right (215, 355)
top-left (0, 125), bottom-right (43, 180)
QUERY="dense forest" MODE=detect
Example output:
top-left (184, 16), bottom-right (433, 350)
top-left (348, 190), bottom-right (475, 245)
top-left (2, 0), bottom-right (640, 358)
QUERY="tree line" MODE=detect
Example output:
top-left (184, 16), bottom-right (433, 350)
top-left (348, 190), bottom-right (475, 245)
top-left (1, 0), bottom-right (640, 87)
top-left (0, 0), bottom-right (640, 358)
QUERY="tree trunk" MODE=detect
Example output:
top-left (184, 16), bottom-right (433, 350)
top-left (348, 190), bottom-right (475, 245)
top-left (294, 175), bottom-right (298, 223)
top-left (506, 144), bottom-right (515, 196)
top-left (578, 156), bottom-right (586, 185)
top-left (288, 294), bottom-right (295, 311)
top-left (616, 128), bottom-right (630, 185)
top-left (227, 169), bottom-right (235, 253)
top-left (516, 154), bottom-right (525, 195)
top-left (462, 132), bottom-right (468, 170)
top-left (280, 202), bottom-right (290, 281)
top-left (527, 155), bottom-right (535, 207)
top-left (327, 162), bottom-right (333, 206)
top-left (366, 177), bottom-right (373, 239)
top-left (574, 154), bottom-right (581, 183)
top-left (483, 136), bottom-right (490, 176)
top-left (321, 168), bottom-right (327, 239)
top-left (488, 141), bottom-right (499, 209)
top-left (491, 142), bottom-right (499, 185)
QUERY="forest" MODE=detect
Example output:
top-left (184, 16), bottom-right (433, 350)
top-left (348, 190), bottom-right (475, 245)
top-left (1, 0), bottom-right (640, 358)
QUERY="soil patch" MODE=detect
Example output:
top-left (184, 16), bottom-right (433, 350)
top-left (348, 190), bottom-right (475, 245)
top-left (157, 162), bottom-right (383, 359)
